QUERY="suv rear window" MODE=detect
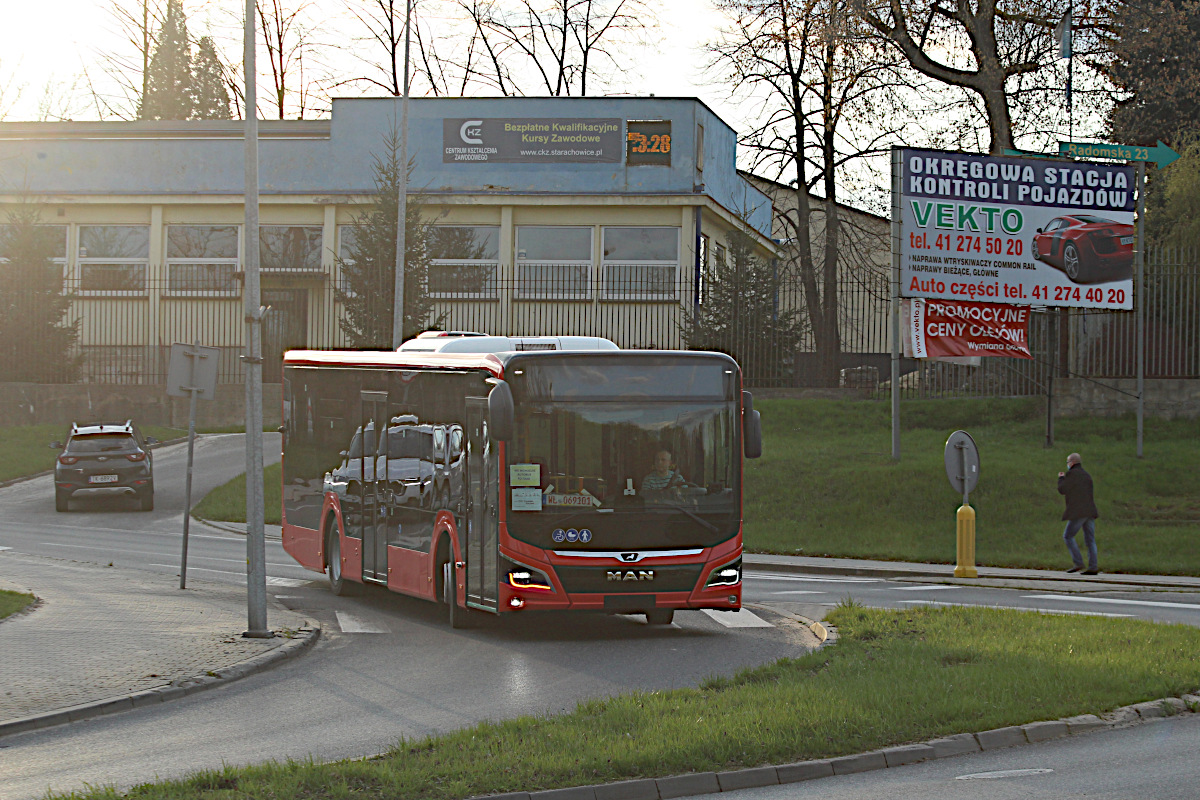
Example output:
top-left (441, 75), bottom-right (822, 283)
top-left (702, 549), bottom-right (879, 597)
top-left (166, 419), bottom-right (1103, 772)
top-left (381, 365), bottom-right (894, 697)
top-left (67, 434), bottom-right (139, 453)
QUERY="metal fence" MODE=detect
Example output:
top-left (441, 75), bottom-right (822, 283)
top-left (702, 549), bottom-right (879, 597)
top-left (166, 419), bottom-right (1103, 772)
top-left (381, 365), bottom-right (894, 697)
top-left (4, 249), bottom-right (1197, 392)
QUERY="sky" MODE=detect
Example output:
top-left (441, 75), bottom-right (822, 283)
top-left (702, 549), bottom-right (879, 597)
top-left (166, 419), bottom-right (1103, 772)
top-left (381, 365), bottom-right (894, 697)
top-left (0, 0), bottom-right (742, 126)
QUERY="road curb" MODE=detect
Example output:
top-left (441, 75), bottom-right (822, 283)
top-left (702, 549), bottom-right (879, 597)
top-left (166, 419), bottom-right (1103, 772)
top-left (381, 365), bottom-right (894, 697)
top-left (0, 623), bottom-right (320, 740)
top-left (466, 694), bottom-right (1200, 800)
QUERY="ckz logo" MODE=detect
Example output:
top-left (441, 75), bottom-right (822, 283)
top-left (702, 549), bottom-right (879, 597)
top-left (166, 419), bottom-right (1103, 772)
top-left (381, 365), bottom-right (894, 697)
top-left (460, 120), bottom-right (484, 144)
top-left (607, 570), bottom-right (655, 582)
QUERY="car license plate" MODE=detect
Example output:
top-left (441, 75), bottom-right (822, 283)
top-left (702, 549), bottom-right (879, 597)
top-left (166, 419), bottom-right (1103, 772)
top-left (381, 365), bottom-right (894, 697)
top-left (89, 475), bottom-right (119, 484)
top-left (1120, 236), bottom-right (1134, 245)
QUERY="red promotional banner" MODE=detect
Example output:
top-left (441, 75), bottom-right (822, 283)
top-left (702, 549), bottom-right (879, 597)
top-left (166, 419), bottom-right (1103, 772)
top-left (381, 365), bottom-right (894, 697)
top-left (908, 299), bottom-right (1032, 359)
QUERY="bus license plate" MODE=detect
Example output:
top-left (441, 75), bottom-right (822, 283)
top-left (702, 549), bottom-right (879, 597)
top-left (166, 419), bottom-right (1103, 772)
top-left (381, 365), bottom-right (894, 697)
top-left (89, 475), bottom-right (119, 484)
top-left (1120, 236), bottom-right (1134, 245)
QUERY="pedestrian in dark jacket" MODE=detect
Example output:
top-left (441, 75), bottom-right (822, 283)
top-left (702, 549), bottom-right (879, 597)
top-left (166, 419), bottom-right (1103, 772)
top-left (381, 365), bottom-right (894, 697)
top-left (1058, 452), bottom-right (1100, 575)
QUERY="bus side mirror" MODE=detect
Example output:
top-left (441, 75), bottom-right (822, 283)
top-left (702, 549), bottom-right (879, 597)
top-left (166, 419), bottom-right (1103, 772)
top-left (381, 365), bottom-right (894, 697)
top-left (488, 380), bottom-right (515, 442)
top-left (742, 391), bottom-right (762, 459)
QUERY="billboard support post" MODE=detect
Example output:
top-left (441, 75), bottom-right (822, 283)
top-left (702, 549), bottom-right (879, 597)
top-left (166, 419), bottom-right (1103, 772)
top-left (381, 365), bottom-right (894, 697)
top-left (1136, 160), bottom-right (1145, 458)
top-left (890, 148), bottom-right (902, 461)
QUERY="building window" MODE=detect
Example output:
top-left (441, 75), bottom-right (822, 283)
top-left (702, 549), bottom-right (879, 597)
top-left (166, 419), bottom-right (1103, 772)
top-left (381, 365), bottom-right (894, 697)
top-left (166, 225), bottom-right (239, 294)
top-left (78, 225), bottom-right (150, 293)
top-left (516, 226), bottom-right (592, 299)
top-left (260, 225), bottom-right (322, 271)
top-left (0, 224), bottom-right (68, 277)
top-left (429, 225), bottom-right (499, 298)
top-left (601, 227), bottom-right (679, 300)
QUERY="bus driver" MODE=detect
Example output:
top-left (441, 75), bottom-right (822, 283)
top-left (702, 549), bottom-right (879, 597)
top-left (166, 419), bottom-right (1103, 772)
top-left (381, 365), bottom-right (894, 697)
top-left (642, 449), bottom-right (689, 495)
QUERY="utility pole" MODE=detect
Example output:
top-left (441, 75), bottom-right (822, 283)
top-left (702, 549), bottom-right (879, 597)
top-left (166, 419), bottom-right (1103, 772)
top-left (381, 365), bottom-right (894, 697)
top-left (243, 0), bottom-right (270, 638)
top-left (391, 0), bottom-right (413, 349)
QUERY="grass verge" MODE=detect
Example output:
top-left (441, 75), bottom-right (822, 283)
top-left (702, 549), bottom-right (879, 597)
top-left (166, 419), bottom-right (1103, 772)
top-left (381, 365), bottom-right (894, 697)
top-left (0, 589), bottom-right (35, 621)
top-left (190, 462), bottom-right (282, 525)
top-left (0, 424), bottom-right (187, 484)
top-left (56, 604), bottom-right (1200, 800)
top-left (746, 398), bottom-right (1200, 575)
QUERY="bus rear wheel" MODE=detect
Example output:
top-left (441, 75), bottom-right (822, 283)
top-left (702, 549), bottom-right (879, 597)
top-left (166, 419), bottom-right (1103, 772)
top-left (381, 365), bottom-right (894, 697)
top-left (646, 609), bottom-right (674, 625)
top-left (443, 561), bottom-right (471, 629)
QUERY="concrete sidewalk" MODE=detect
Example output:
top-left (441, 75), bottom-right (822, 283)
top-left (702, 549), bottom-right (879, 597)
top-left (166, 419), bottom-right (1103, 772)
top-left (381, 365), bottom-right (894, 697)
top-left (0, 551), bottom-right (318, 738)
top-left (746, 553), bottom-right (1200, 591)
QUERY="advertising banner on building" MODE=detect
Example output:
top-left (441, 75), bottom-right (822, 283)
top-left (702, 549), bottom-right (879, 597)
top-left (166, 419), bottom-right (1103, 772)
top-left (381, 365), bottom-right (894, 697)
top-left (443, 118), bottom-right (623, 163)
top-left (897, 147), bottom-right (1136, 310)
top-left (906, 298), bottom-right (1032, 360)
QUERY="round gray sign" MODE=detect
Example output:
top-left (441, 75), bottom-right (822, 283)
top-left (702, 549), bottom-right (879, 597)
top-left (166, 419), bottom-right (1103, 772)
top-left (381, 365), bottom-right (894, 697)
top-left (944, 430), bottom-right (980, 496)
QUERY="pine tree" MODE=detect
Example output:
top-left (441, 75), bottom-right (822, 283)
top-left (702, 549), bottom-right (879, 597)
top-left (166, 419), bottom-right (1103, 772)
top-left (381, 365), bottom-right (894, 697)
top-left (0, 207), bottom-right (80, 383)
top-left (139, 0), bottom-right (193, 120)
top-left (683, 229), bottom-right (806, 387)
top-left (336, 129), bottom-right (443, 348)
top-left (191, 36), bottom-right (231, 120)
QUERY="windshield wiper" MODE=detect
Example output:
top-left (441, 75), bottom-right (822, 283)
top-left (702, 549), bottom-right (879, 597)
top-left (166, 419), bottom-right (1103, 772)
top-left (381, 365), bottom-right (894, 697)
top-left (654, 504), bottom-right (718, 533)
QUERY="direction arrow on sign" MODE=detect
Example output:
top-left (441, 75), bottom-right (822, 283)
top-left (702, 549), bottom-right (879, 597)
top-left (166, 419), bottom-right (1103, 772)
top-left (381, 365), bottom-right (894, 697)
top-left (1058, 140), bottom-right (1180, 168)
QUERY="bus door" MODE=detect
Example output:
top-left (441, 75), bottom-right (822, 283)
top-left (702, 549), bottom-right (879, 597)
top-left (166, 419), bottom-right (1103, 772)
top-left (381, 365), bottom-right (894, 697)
top-left (465, 398), bottom-right (499, 611)
top-left (360, 391), bottom-right (389, 583)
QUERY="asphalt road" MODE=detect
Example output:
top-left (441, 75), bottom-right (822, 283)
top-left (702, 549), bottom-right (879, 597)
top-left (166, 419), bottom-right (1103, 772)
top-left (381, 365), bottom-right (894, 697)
top-left (2, 433), bottom-right (1199, 799)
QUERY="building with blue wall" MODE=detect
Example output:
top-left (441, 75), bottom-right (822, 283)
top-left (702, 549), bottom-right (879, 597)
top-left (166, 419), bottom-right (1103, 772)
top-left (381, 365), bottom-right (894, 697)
top-left (0, 97), bottom-right (775, 382)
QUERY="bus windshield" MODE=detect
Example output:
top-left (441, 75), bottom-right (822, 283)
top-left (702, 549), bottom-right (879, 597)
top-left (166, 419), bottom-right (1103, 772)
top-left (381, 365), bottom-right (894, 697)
top-left (504, 355), bottom-right (740, 551)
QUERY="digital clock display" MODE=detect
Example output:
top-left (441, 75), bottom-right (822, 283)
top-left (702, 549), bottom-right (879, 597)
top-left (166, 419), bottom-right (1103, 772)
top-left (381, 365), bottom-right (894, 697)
top-left (627, 120), bottom-right (671, 166)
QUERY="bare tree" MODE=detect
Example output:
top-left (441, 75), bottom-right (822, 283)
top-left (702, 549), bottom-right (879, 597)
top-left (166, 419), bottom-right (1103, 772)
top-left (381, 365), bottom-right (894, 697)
top-left (400, 0), bottom-right (655, 97)
top-left (852, 0), bottom-right (1111, 154)
top-left (256, 0), bottom-right (329, 118)
top-left (711, 0), bottom-right (909, 387)
top-left (0, 60), bottom-right (21, 120)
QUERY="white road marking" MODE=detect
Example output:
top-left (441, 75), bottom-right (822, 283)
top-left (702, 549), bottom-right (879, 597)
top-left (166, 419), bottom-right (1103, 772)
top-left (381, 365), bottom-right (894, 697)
top-left (0, 546), bottom-right (11, 552)
top-left (746, 573), bottom-right (880, 584)
top-left (893, 585), bottom-right (963, 591)
top-left (335, 611), bottom-right (389, 633)
top-left (150, 564), bottom-right (308, 586)
top-left (702, 608), bottom-right (774, 628)
top-left (1023, 595), bottom-right (1200, 611)
top-left (771, 590), bottom-right (826, 596)
top-left (899, 599), bottom-right (1132, 618)
top-left (957, 769), bottom-right (1054, 780)
top-left (48, 543), bottom-right (295, 567)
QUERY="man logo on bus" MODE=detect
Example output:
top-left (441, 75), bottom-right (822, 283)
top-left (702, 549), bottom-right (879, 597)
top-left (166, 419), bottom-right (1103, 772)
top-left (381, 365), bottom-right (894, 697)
top-left (607, 570), bottom-right (655, 582)
top-left (620, 552), bottom-right (639, 562)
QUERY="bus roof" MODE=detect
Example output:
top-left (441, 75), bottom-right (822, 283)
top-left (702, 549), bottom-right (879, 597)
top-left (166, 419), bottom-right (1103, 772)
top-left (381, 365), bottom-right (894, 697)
top-left (283, 349), bottom-right (508, 374)
top-left (397, 333), bottom-right (619, 354)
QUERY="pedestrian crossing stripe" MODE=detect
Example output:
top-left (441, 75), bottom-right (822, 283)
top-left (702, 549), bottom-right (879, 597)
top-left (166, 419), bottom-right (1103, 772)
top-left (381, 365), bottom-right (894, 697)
top-left (702, 608), bottom-right (774, 628)
top-left (335, 611), bottom-right (389, 633)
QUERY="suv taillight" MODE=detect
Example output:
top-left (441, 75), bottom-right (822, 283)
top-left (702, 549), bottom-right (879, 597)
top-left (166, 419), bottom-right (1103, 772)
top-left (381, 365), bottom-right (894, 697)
top-left (126, 452), bottom-right (146, 462)
top-left (58, 455), bottom-right (79, 465)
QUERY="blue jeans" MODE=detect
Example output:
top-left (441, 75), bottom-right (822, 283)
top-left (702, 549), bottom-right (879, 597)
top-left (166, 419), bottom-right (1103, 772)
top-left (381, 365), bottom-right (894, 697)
top-left (1063, 518), bottom-right (1098, 571)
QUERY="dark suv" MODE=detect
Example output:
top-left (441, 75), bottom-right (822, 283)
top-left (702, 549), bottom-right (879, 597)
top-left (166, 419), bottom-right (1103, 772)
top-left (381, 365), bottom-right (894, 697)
top-left (51, 421), bottom-right (157, 512)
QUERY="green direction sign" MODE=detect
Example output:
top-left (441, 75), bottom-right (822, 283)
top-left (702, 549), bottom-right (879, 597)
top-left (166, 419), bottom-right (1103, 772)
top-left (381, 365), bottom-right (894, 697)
top-left (1058, 140), bottom-right (1181, 168)
top-left (1002, 147), bottom-right (1060, 160)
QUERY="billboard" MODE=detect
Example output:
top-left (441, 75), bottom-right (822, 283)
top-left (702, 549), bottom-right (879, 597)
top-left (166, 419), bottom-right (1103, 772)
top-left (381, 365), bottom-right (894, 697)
top-left (905, 299), bottom-right (1032, 360)
top-left (443, 118), bottom-right (623, 164)
top-left (897, 147), bottom-right (1136, 310)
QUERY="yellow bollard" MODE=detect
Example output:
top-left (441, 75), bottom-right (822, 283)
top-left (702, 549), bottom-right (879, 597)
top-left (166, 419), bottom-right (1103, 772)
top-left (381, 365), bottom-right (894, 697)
top-left (954, 502), bottom-right (978, 578)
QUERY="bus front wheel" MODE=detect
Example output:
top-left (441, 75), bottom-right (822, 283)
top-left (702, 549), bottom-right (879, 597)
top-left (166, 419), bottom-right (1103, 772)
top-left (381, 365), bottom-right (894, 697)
top-left (327, 524), bottom-right (356, 596)
top-left (646, 609), bottom-right (674, 626)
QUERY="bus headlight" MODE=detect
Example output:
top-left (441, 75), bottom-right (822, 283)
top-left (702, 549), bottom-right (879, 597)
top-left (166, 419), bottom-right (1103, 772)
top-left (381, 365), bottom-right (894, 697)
top-left (505, 559), bottom-right (554, 591)
top-left (705, 559), bottom-right (741, 588)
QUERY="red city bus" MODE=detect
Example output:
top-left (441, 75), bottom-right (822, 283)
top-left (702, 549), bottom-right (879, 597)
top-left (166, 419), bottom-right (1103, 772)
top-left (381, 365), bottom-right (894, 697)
top-left (280, 332), bottom-right (762, 627)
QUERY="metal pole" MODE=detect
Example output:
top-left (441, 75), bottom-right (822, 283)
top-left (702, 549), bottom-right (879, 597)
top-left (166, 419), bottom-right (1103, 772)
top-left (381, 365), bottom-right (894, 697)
top-left (1136, 160), bottom-right (1145, 458)
top-left (890, 148), bottom-right (902, 461)
top-left (180, 382), bottom-right (198, 590)
top-left (391, 0), bottom-right (413, 349)
top-left (243, 0), bottom-right (270, 638)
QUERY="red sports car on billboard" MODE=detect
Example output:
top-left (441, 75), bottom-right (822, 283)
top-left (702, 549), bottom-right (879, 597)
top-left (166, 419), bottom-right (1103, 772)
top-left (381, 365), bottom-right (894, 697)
top-left (1031, 215), bottom-right (1135, 284)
